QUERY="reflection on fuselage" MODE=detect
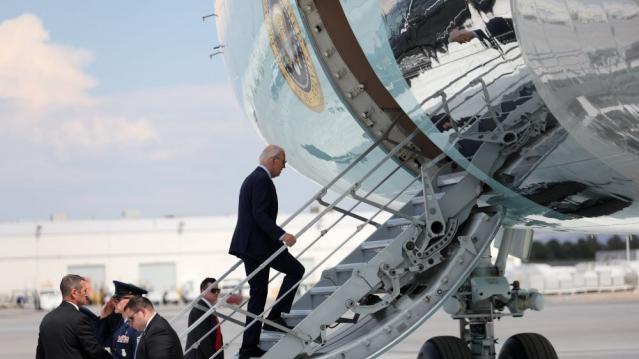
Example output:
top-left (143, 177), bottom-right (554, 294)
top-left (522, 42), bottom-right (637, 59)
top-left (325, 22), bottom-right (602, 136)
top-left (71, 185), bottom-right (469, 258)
top-left (341, 0), bottom-right (639, 226)
top-left (217, 0), bottom-right (639, 232)
top-left (513, 0), bottom-right (639, 181)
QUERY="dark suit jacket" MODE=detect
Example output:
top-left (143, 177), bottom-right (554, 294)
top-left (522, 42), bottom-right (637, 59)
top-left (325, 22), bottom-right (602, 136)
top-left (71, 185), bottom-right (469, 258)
top-left (135, 314), bottom-right (183, 359)
top-left (229, 167), bottom-right (285, 261)
top-left (185, 300), bottom-right (224, 359)
top-left (36, 301), bottom-right (111, 359)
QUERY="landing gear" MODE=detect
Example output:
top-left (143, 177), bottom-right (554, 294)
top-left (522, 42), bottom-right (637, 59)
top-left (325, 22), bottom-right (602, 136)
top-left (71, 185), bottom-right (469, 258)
top-left (498, 333), bottom-right (558, 359)
top-left (432, 228), bottom-right (557, 359)
top-left (418, 336), bottom-right (473, 359)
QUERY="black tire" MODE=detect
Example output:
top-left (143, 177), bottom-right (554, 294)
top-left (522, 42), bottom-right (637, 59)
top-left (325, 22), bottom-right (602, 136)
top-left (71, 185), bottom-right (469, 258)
top-left (417, 336), bottom-right (472, 359)
top-left (499, 333), bottom-right (558, 359)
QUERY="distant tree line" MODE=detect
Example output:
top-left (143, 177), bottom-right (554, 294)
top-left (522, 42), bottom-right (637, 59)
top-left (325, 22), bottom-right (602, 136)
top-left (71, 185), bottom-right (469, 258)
top-left (529, 235), bottom-right (639, 262)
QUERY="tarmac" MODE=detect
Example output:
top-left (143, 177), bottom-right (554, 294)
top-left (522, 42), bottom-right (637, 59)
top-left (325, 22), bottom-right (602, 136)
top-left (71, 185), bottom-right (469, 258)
top-left (2, 291), bottom-right (638, 358)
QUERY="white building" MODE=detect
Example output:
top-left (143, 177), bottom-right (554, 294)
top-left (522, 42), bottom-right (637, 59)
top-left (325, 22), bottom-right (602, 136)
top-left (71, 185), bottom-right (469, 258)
top-left (0, 211), bottom-right (382, 301)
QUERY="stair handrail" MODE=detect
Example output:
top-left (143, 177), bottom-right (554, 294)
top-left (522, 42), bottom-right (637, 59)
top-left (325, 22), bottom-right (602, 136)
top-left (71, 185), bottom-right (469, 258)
top-left (191, 82), bottom-right (524, 355)
top-left (408, 45), bottom-right (521, 114)
top-left (206, 162), bottom-right (432, 359)
top-left (178, 31), bottom-right (528, 356)
top-left (182, 162), bottom-right (403, 356)
top-left (177, 119), bottom-right (427, 338)
top-left (184, 147), bottom-right (447, 357)
top-left (170, 116), bottom-right (401, 324)
top-left (449, 71), bottom-right (532, 137)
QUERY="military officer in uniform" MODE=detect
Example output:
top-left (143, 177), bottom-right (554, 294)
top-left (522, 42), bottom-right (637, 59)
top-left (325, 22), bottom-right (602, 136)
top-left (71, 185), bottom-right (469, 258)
top-left (96, 281), bottom-right (147, 358)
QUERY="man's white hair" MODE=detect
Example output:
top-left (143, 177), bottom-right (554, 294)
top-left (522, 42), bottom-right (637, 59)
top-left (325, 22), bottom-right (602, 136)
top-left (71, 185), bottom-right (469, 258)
top-left (259, 145), bottom-right (284, 164)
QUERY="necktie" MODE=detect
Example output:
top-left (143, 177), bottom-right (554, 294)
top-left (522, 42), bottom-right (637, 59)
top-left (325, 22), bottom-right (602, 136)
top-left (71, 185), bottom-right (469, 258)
top-left (134, 332), bottom-right (143, 359)
top-left (212, 316), bottom-right (223, 355)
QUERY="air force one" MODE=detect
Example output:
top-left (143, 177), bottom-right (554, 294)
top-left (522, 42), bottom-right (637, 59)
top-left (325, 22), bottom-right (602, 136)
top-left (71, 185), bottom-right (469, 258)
top-left (179, 0), bottom-right (639, 358)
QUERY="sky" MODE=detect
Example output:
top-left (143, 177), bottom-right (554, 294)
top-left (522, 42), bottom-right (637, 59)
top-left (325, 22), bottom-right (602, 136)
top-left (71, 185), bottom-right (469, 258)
top-left (0, 1), bottom-right (319, 221)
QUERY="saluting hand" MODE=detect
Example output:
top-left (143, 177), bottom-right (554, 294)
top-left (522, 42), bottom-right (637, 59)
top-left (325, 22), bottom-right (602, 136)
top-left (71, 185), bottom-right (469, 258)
top-left (282, 233), bottom-right (296, 247)
top-left (100, 298), bottom-right (116, 318)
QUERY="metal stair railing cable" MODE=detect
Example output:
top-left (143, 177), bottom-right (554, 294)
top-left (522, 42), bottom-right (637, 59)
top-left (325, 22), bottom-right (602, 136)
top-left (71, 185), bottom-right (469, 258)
top-left (173, 45), bottom-right (524, 328)
top-left (419, 46), bottom-right (521, 106)
top-left (426, 53), bottom-right (523, 120)
top-left (407, 45), bottom-right (521, 115)
top-left (350, 63), bottom-right (528, 214)
top-left (207, 162), bottom-right (432, 359)
top-left (313, 57), bottom-right (526, 218)
top-left (451, 71), bottom-right (531, 137)
top-left (446, 62), bottom-right (527, 117)
top-left (170, 116), bottom-right (402, 325)
top-left (214, 176), bottom-right (422, 359)
top-left (187, 49), bottom-right (521, 358)
top-left (182, 162), bottom-right (406, 357)
top-left (181, 42), bottom-right (526, 354)
top-left (422, 60), bottom-right (530, 142)
top-left (406, 53), bottom-right (525, 135)
top-left (177, 118), bottom-right (421, 339)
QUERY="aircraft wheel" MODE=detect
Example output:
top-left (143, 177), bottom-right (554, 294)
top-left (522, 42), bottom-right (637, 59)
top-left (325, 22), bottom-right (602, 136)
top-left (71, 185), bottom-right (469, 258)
top-left (417, 336), bottom-right (472, 359)
top-left (498, 333), bottom-right (558, 359)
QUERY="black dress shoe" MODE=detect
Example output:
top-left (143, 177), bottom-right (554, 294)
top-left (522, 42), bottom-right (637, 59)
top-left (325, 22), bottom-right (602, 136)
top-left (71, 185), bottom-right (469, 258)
top-left (239, 345), bottom-right (266, 358)
top-left (262, 317), bottom-right (293, 333)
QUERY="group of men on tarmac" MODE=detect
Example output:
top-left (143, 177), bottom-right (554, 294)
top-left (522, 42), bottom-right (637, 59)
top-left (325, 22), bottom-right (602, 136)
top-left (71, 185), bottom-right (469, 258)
top-left (37, 145), bottom-right (303, 359)
top-left (36, 275), bottom-right (224, 359)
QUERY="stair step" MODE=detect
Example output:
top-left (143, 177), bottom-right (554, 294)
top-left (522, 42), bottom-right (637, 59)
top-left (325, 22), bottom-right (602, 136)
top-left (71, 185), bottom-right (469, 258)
top-left (335, 262), bottom-right (365, 272)
top-left (259, 331), bottom-right (285, 342)
top-left (385, 218), bottom-right (412, 227)
top-left (281, 310), bottom-right (312, 319)
top-left (436, 171), bottom-right (467, 187)
top-left (309, 286), bottom-right (339, 295)
top-left (360, 239), bottom-right (393, 250)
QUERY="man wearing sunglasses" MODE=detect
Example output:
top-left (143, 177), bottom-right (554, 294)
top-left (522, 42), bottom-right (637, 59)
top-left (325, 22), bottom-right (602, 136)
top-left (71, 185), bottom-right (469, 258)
top-left (96, 281), bottom-right (148, 359)
top-left (185, 277), bottom-right (224, 359)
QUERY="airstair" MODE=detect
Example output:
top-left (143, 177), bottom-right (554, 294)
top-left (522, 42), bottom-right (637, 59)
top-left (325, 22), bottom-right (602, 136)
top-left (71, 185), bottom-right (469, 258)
top-left (173, 29), bottom-right (556, 359)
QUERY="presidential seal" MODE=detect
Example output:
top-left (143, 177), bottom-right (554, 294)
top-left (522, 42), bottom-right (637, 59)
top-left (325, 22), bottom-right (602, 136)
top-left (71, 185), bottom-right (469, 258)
top-left (263, 0), bottom-right (324, 112)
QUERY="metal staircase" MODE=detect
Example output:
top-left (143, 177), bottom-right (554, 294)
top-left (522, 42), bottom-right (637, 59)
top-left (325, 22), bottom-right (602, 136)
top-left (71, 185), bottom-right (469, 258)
top-left (173, 36), bottom-right (557, 358)
top-left (172, 136), bottom-right (508, 359)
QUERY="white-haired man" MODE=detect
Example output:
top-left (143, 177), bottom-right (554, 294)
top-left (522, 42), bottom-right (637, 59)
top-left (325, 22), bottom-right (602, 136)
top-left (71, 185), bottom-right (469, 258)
top-left (229, 145), bottom-right (305, 358)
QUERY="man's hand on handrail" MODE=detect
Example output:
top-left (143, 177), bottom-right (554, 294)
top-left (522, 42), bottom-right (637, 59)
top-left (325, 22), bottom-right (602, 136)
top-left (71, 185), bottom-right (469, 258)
top-left (282, 233), bottom-right (296, 247)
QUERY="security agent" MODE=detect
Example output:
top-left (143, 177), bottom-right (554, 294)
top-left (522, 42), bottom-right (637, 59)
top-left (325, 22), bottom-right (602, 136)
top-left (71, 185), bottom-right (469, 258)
top-left (185, 278), bottom-right (224, 359)
top-left (124, 296), bottom-right (184, 359)
top-left (36, 274), bottom-right (111, 359)
top-left (96, 281), bottom-right (147, 358)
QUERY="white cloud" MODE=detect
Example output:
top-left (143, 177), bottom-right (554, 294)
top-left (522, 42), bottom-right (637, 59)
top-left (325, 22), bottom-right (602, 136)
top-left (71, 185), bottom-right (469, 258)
top-left (55, 116), bottom-right (158, 148)
top-left (0, 14), bottom-right (95, 112)
top-left (0, 13), bottom-right (161, 151)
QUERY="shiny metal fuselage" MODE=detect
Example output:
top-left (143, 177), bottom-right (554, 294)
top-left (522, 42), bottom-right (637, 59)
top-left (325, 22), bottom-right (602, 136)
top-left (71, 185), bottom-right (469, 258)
top-left (215, 0), bottom-right (639, 233)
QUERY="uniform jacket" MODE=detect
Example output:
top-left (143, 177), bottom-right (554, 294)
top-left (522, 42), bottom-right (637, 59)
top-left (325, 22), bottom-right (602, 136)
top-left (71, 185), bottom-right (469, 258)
top-left (229, 167), bottom-right (285, 261)
top-left (36, 301), bottom-right (111, 359)
top-left (96, 312), bottom-right (140, 359)
top-left (135, 314), bottom-right (183, 359)
top-left (185, 299), bottom-right (224, 359)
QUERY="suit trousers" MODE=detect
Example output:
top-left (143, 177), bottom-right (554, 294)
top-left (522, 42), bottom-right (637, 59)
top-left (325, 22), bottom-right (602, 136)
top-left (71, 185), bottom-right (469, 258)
top-left (241, 250), bottom-right (305, 347)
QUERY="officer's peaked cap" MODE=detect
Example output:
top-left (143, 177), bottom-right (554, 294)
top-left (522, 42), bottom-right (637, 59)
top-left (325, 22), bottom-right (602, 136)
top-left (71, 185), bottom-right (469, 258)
top-left (113, 280), bottom-right (148, 298)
